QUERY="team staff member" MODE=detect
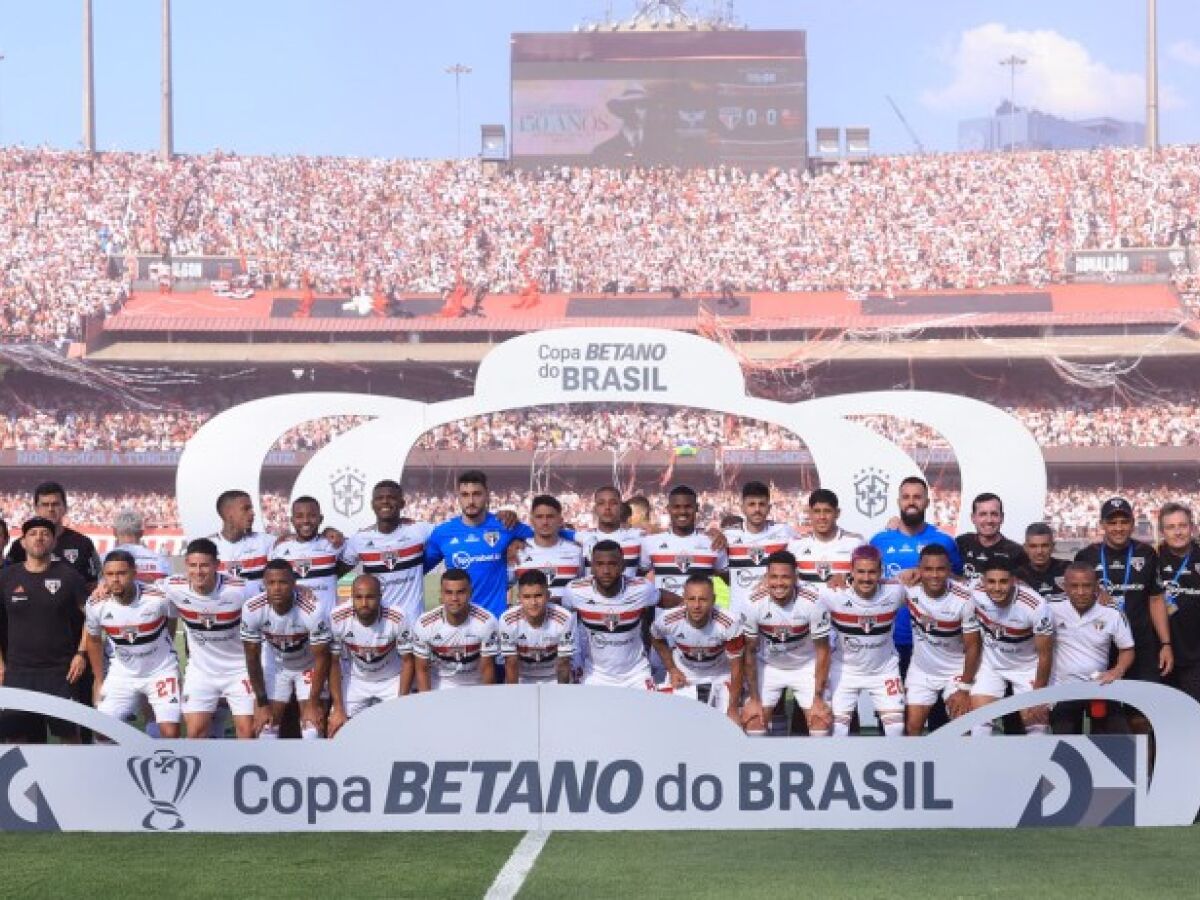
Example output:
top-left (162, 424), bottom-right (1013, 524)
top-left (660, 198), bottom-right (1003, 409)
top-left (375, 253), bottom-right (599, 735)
top-left (1157, 503), bottom-right (1200, 704)
top-left (1015, 523), bottom-right (1070, 601)
top-left (0, 517), bottom-right (90, 743)
top-left (956, 493), bottom-right (1028, 585)
top-left (6, 482), bottom-right (100, 588)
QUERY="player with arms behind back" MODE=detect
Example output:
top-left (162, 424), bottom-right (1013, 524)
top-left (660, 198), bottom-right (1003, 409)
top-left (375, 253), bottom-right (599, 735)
top-left (500, 570), bottom-right (575, 685)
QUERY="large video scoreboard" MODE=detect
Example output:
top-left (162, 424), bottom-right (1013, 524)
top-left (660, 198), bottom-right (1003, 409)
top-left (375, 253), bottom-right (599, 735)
top-left (511, 30), bottom-right (807, 169)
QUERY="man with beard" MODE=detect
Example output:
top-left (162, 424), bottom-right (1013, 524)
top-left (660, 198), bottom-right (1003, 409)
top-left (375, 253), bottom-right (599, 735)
top-left (1014, 523), bottom-right (1070, 602)
top-left (956, 493), bottom-right (1028, 586)
top-left (869, 477), bottom-right (962, 677)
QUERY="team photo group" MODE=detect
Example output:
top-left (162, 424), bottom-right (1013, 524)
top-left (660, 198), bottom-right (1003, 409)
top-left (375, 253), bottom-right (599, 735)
top-left (2, 467), bottom-right (1194, 744)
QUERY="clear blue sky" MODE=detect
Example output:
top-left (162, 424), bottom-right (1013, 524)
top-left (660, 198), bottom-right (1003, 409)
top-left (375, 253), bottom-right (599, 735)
top-left (0, 0), bottom-right (1196, 157)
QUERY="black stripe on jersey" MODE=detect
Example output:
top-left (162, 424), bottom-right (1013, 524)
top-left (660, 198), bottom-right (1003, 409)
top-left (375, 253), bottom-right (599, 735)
top-left (577, 617), bottom-right (642, 635)
top-left (759, 625), bottom-right (810, 646)
top-left (650, 565), bottom-right (717, 577)
top-left (431, 649), bottom-right (481, 665)
top-left (106, 624), bottom-right (170, 646)
top-left (363, 557), bottom-right (423, 575)
top-left (179, 618), bottom-right (241, 633)
top-left (829, 621), bottom-right (894, 638)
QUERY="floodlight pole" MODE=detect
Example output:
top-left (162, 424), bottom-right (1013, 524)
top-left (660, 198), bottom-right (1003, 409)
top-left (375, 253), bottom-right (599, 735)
top-left (445, 63), bottom-right (472, 158)
top-left (83, 0), bottom-right (96, 153)
top-left (999, 55), bottom-right (1026, 152)
top-left (1147, 0), bottom-right (1159, 152)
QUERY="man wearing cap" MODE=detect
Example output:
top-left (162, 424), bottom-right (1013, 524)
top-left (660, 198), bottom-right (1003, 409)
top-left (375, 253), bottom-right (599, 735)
top-left (0, 517), bottom-right (91, 743)
top-left (1074, 498), bottom-right (1172, 735)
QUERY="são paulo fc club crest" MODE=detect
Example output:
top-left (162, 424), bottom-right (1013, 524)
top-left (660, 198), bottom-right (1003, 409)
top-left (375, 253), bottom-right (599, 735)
top-left (483, 531), bottom-right (501, 548)
top-left (817, 562), bottom-right (832, 581)
top-left (605, 612), bottom-right (622, 632)
top-left (44, 580), bottom-right (61, 595)
top-left (676, 553), bottom-right (693, 573)
top-left (294, 560), bottom-right (311, 578)
top-left (853, 467), bottom-right (889, 519)
top-left (63, 549), bottom-right (79, 564)
top-left (861, 615), bottom-right (877, 631)
top-left (749, 547), bottom-right (767, 566)
top-left (330, 466), bottom-right (366, 518)
top-left (127, 750), bottom-right (202, 831)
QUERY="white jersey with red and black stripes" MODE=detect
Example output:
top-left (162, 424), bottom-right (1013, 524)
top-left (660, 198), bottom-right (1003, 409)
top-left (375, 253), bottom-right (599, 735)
top-left (499, 605), bottom-right (576, 683)
top-left (272, 536), bottom-right (340, 615)
top-left (640, 530), bottom-right (727, 596)
top-left (162, 574), bottom-right (251, 679)
top-left (84, 583), bottom-right (177, 678)
top-left (561, 575), bottom-right (659, 680)
top-left (906, 582), bottom-right (980, 679)
top-left (411, 604), bottom-right (500, 688)
top-left (724, 523), bottom-right (795, 616)
top-left (742, 584), bottom-right (831, 670)
top-left (340, 522), bottom-right (433, 626)
top-left (576, 526), bottom-right (644, 577)
top-left (112, 542), bottom-right (171, 585)
top-left (329, 603), bottom-right (410, 680)
top-left (239, 587), bottom-right (331, 673)
top-left (972, 585), bottom-right (1055, 673)
top-left (509, 539), bottom-right (586, 603)
top-left (210, 531), bottom-right (276, 591)
top-left (787, 529), bottom-right (862, 584)
top-left (822, 581), bottom-right (906, 676)
top-left (651, 607), bottom-right (744, 683)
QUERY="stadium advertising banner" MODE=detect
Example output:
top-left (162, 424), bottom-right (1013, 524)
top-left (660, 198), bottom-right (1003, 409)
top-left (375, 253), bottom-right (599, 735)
top-left (2, 681), bottom-right (1199, 831)
top-left (110, 255), bottom-right (247, 282)
top-left (1068, 247), bottom-right (1192, 282)
top-left (511, 31), bottom-right (807, 168)
top-left (176, 328), bottom-right (1046, 540)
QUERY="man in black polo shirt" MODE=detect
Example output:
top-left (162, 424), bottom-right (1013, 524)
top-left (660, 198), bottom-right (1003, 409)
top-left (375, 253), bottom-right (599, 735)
top-left (5, 482), bottom-right (100, 589)
top-left (956, 492), bottom-right (1028, 585)
top-left (1157, 502), bottom-right (1200, 704)
top-left (0, 517), bottom-right (90, 743)
top-left (1015, 522), bottom-right (1070, 601)
top-left (1075, 497), bottom-right (1173, 734)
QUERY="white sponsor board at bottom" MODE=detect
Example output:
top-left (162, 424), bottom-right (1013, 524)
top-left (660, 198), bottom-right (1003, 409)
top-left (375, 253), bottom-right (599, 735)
top-left (0, 681), bottom-right (1197, 832)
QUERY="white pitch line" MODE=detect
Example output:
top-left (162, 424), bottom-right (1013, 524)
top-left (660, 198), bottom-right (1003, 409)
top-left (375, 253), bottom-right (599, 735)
top-left (483, 829), bottom-right (551, 900)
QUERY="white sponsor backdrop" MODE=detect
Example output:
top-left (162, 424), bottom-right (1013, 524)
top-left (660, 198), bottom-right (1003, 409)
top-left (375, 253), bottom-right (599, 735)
top-left (177, 328), bottom-right (1047, 538)
top-left (2, 681), bottom-right (1199, 832)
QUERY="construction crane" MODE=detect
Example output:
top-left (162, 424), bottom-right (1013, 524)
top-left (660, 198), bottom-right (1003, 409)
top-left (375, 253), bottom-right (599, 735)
top-left (885, 95), bottom-right (926, 154)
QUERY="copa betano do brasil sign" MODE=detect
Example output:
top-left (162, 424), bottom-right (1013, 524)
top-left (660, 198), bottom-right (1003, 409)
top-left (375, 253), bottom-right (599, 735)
top-left (2, 681), bottom-right (1199, 831)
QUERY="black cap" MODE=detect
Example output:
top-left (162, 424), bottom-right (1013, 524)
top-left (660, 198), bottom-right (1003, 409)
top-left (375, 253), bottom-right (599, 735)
top-left (20, 516), bottom-right (56, 536)
top-left (1100, 497), bottom-right (1134, 521)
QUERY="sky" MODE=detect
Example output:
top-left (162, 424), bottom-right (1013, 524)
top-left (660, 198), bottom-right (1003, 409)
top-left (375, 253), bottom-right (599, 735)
top-left (0, 0), bottom-right (1196, 158)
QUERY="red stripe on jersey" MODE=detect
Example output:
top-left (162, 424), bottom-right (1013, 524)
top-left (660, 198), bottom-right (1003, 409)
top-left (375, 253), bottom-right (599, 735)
top-left (975, 608), bottom-right (1033, 637)
top-left (221, 555), bottom-right (267, 570)
top-left (796, 560), bottom-right (852, 571)
top-left (360, 545), bottom-right (423, 563)
top-left (648, 554), bottom-right (718, 566)
top-left (576, 607), bottom-right (643, 625)
top-left (830, 609), bottom-right (897, 626)
top-left (431, 643), bottom-right (481, 655)
top-left (103, 616), bottom-right (167, 636)
top-left (175, 607), bottom-right (241, 623)
top-left (906, 599), bottom-right (961, 631)
top-left (728, 544), bottom-right (788, 558)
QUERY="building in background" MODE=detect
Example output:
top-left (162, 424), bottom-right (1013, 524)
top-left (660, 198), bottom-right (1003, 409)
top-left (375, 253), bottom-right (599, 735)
top-left (959, 102), bottom-right (1144, 152)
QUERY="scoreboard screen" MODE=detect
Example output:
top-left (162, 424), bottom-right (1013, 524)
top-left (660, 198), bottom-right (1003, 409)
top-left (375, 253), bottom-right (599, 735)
top-left (511, 30), bottom-right (807, 169)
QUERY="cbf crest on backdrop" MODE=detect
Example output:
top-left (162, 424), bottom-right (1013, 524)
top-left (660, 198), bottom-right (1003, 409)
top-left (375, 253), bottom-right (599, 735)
top-left (177, 328), bottom-right (1047, 537)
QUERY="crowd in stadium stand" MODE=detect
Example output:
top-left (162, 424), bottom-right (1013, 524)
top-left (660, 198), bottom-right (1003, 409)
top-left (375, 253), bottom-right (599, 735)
top-left (0, 485), bottom-right (1189, 542)
top-left (2, 144), bottom-right (1198, 343)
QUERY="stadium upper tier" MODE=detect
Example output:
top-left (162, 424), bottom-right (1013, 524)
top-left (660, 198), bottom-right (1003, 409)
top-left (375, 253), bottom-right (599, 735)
top-left (1, 145), bottom-right (1197, 344)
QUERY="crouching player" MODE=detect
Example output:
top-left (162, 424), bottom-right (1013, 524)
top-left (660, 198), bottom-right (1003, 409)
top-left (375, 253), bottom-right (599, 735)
top-left (823, 545), bottom-right (907, 737)
top-left (969, 559), bottom-right (1055, 735)
top-left (741, 551), bottom-right (834, 736)
top-left (650, 574), bottom-right (744, 722)
top-left (500, 570), bottom-right (575, 684)
top-left (904, 545), bottom-right (982, 735)
top-left (84, 550), bottom-right (181, 738)
top-left (241, 560), bottom-right (332, 739)
top-left (327, 575), bottom-right (412, 737)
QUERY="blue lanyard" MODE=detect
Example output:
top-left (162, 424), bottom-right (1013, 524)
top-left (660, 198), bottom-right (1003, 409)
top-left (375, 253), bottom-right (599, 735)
top-left (1099, 543), bottom-right (1134, 607)
top-left (1170, 550), bottom-right (1194, 587)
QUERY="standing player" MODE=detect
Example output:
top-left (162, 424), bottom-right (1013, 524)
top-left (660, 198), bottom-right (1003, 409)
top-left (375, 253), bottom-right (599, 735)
top-left (241, 560), bottom-right (333, 739)
top-left (84, 551), bottom-right (181, 738)
top-left (1158, 502), bottom-right (1200, 705)
top-left (723, 481), bottom-right (794, 619)
top-left (1014, 523), bottom-right (1070, 601)
top-left (640, 485), bottom-right (728, 596)
top-left (412, 569), bottom-right (500, 690)
top-left (956, 493), bottom-right (1028, 585)
top-left (272, 496), bottom-right (345, 618)
top-left (111, 509), bottom-right (171, 584)
top-left (903, 545), bottom-right (982, 735)
top-left (509, 495), bottom-right (585, 603)
top-left (1049, 562), bottom-right (1135, 735)
top-left (6, 482), bottom-right (101, 588)
top-left (340, 481), bottom-right (434, 627)
top-left (562, 541), bottom-right (677, 689)
top-left (968, 559), bottom-right (1055, 736)
top-left (500, 570), bottom-right (575, 685)
top-left (788, 489), bottom-right (862, 587)
top-left (741, 551), bottom-right (833, 736)
top-left (626, 496), bottom-right (654, 533)
top-left (651, 574), bottom-right (744, 719)
top-left (327, 575), bottom-right (412, 736)
top-left (162, 538), bottom-right (255, 739)
top-left (209, 489), bottom-right (276, 591)
top-left (822, 546), bottom-right (908, 737)
top-left (574, 486), bottom-right (643, 576)
top-left (1074, 497), bottom-right (1172, 710)
top-left (424, 471), bottom-right (536, 619)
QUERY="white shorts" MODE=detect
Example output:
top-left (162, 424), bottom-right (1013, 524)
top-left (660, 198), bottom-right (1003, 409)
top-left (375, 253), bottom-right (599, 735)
top-left (758, 663), bottom-right (819, 710)
top-left (182, 669), bottom-right (255, 716)
top-left (831, 668), bottom-right (905, 717)
top-left (905, 667), bottom-right (967, 707)
top-left (344, 673), bottom-right (402, 717)
top-left (266, 665), bottom-right (326, 703)
top-left (98, 666), bottom-right (182, 724)
top-left (581, 665), bottom-right (657, 690)
top-left (972, 664), bottom-right (1038, 699)
top-left (665, 678), bottom-right (732, 710)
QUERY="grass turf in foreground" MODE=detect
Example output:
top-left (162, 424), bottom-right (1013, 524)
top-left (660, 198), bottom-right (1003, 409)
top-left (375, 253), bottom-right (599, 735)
top-left (520, 827), bottom-right (1200, 899)
top-left (0, 832), bottom-right (522, 900)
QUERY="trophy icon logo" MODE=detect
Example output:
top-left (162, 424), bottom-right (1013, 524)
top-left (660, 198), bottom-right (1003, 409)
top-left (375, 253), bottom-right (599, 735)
top-left (126, 750), bottom-right (202, 831)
